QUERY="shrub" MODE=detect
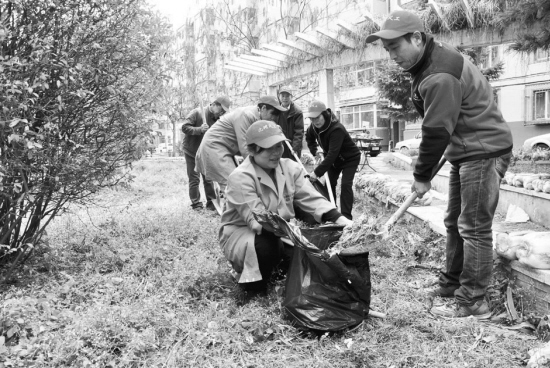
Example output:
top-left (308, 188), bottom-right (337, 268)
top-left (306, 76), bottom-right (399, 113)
top-left (0, 0), bottom-right (172, 276)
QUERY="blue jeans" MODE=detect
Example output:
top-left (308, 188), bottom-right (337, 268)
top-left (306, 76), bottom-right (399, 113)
top-left (439, 152), bottom-right (512, 305)
top-left (184, 153), bottom-right (216, 209)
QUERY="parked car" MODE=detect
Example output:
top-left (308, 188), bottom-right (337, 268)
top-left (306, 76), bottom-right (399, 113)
top-left (350, 131), bottom-right (382, 157)
top-left (523, 133), bottom-right (550, 151)
top-left (395, 132), bottom-right (421, 153)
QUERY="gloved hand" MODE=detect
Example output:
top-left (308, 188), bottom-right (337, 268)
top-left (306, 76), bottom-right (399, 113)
top-left (308, 172), bottom-right (318, 183)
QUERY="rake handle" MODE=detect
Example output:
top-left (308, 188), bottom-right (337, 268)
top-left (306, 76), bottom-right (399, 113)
top-left (382, 156), bottom-right (447, 234)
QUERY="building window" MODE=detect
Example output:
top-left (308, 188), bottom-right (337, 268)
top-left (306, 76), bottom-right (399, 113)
top-left (479, 45), bottom-right (500, 69)
top-left (356, 62), bottom-right (375, 87)
top-left (534, 90), bottom-right (550, 120)
top-left (535, 49), bottom-right (550, 62)
top-left (341, 107), bottom-right (353, 128)
top-left (340, 104), bottom-right (377, 129)
top-left (342, 62), bottom-right (376, 89)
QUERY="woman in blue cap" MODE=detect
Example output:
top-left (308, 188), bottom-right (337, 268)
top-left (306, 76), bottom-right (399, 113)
top-left (220, 120), bottom-right (352, 292)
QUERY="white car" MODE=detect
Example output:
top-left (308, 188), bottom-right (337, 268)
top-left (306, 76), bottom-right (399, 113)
top-left (523, 133), bottom-right (550, 151)
top-left (395, 132), bottom-right (421, 154)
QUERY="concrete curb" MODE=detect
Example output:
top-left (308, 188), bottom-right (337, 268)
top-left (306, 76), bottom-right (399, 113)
top-left (355, 181), bottom-right (550, 314)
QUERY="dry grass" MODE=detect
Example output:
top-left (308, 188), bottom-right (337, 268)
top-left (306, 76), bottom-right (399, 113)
top-left (0, 160), bottom-right (541, 367)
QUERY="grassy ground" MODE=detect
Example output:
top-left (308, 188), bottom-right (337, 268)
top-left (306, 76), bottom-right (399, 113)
top-left (0, 160), bottom-right (541, 367)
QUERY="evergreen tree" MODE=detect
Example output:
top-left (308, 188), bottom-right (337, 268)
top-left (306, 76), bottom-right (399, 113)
top-left (495, 0), bottom-right (550, 52)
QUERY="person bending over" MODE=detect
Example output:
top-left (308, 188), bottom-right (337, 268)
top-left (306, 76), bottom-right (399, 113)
top-left (305, 99), bottom-right (361, 220)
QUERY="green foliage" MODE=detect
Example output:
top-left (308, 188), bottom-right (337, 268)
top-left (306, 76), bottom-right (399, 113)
top-left (372, 62), bottom-right (419, 120)
top-left (494, 0), bottom-right (550, 52)
top-left (0, 0), bottom-right (173, 274)
top-left (481, 62), bottom-right (505, 81)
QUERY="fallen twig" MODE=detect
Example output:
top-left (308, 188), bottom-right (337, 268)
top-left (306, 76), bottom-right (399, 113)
top-left (406, 264), bottom-right (442, 272)
top-left (369, 309), bottom-right (386, 319)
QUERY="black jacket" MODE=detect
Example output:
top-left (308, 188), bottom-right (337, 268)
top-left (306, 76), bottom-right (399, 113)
top-left (181, 107), bottom-right (218, 157)
top-left (305, 115), bottom-right (361, 177)
top-left (277, 102), bottom-right (304, 159)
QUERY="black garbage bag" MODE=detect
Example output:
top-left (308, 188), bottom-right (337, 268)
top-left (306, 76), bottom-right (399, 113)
top-left (252, 210), bottom-right (371, 332)
top-left (283, 246), bottom-right (371, 332)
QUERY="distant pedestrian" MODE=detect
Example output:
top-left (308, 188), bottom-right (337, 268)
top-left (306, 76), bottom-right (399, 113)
top-left (367, 10), bottom-right (513, 319)
top-left (182, 96), bottom-right (231, 210)
top-left (277, 87), bottom-right (304, 160)
top-left (195, 96), bottom-right (287, 191)
top-left (305, 99), bottom-right (361, 220)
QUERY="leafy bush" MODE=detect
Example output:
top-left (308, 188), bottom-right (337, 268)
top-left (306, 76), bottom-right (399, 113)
top-left (0, 0), bottom-right (172, 275)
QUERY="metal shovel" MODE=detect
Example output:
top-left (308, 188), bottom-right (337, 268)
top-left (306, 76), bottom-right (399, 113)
top-left (339, 156), bottom-right (447, 257)
top-left (284, 141), bottom-right (332, 202)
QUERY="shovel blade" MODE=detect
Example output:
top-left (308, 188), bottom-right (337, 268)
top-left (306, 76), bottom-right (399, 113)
top-left (211, 182), bottom-right (224, 216)
top-left (211, 197), bottom-right (223, 216)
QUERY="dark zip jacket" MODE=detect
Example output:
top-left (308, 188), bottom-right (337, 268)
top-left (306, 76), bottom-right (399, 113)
top-left (305, 115), bottom-right (361, 177)
top-left (277, 102), bottom-right (304, 158)
top-left (406, 35), bottom-right (512, 182)
top-left (181, 107), bottom-right (218, 157)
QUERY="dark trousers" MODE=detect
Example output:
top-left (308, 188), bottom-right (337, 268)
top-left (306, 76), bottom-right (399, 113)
top-left (244, 231), bottom-right (292, 292)
top-left (184, 153), bottom-right (216, 209)
top-left (327, 157), bottom-right (360, 220)
top-left (439, 152), bottom-right (511, 305)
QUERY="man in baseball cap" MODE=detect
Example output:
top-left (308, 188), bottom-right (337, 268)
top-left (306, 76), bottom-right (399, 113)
top-left (275, 87), bottom-right (304, 160)
top-left (366, 10), bottom-right (426, 70)
top-left (366, 10), bottom-right (425, 43)
top-left (257, 95), bottom-right (287, 112)
top-left (214, 95), bottom-right (232, 112)
top-left (369, 10), bottom-right (513, 320)
top-left (195, 96), bottom-right (287, 193)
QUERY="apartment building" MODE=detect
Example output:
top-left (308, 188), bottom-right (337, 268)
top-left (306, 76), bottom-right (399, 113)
top-left (173, 0), bottom-right (550, 151)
